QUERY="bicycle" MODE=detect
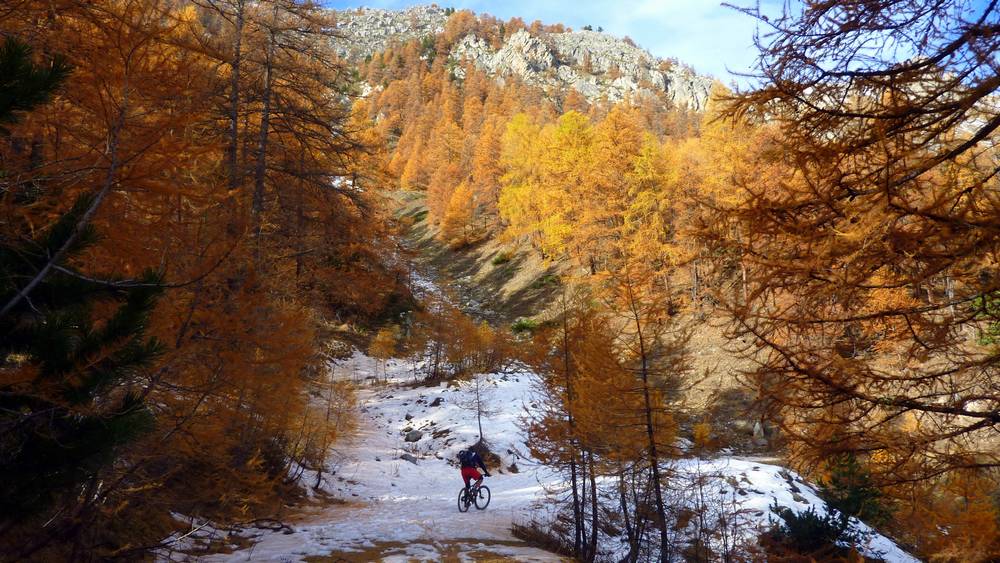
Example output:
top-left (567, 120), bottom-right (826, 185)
top-left (457, 479), bottom-right (491, 512)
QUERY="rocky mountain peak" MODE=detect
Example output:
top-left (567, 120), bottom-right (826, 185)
top-left (332, 5), bottom-right (715, 111)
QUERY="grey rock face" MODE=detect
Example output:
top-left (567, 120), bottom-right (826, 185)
top-left (332, 5), bottom-right (714, 110)
top-left (331, 6), bottom-right (448, 60)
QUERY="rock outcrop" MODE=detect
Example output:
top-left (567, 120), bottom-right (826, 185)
top-left (332, 5), bottom-right (714, 110)
top-left (331, 6), bottom-right (448, 61)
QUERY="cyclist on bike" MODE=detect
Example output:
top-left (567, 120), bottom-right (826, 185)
top-left (458, 447), bottom-right (490, 492)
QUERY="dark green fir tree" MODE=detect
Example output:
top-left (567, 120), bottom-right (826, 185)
top-left (819, 452), bottom-right (891, 527)
top-left (0, 36), bottom-right (163, 533)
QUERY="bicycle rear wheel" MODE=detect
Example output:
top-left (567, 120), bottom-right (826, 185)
top-left (457, 488), bottom-right (470, 512)
top-left (474, 485), bottom-right (490, 510)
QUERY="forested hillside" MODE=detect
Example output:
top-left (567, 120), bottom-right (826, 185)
top-left (2, 1), bottom-right (999, 562)
top-left (0, 1), bottom-right (406, 559)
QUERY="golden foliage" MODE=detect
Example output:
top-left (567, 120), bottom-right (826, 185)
top-left (0, 0), bottom-right (408, 556)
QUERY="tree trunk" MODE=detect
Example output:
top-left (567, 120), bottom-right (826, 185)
top-left (560, 291), bottom-right (584, 557)
top-left (227, 0), bottom-right (244, 191)
top-left (296, 159), bottom-right (305, 278)
top-left (641, 354), bottom-right (670, 562)
top-left (588, 451), bottom-right (598, 561)
top-left (253, 12), bottom-right (277, 265)
top-left (476, 378), bottom-right (484, 441)
top-left (579, 460), bottom-right (589, 551)
top-left (626, 272), bottom-right (670, 562)
top-left (619, 469), bottom-right (637, 563)
top-left (570, 454), bottom-right (582, 557)
top-left (690, 259), bottom-right (699, 306)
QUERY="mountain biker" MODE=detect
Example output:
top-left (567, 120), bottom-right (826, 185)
top-left (458, 447), bottom-right (490, 492)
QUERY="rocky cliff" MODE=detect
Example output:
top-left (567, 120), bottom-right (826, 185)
top-left (331, 6), bottom-right (449, 61)
top-left (332, 6), bottom-right (714, 110)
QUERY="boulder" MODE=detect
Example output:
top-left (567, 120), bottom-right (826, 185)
top-left (404, 429), bottom-right (423, 442)
top-left (752, 421), bottom-right (767, 446)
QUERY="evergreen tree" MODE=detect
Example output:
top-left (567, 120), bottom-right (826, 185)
top-left (0, 38), bottom-right (163, 530)
top-left (0, 37), bottom-right (70, 130)
top-left (819, 453), bottom-right (891, 526)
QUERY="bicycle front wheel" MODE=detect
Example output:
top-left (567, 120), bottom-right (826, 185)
top-left (474, 485), bottom-right (490, 510)
top-left (457, 488), bottom-right (470, 512)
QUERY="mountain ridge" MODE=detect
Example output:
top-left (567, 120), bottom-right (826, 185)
top-left (331, 5), bottom-right (716, 110)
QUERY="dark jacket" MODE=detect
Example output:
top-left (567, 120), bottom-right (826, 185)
top-left (461, 450), bottom-right (488, 473)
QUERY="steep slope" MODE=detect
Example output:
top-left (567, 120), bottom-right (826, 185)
top-left (397, 192), bottom-right (566, 326)
top-left (332, 5), bottom-right (714, 109)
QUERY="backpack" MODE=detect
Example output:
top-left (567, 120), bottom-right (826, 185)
top-left (458, 449), bottom-right (474, 466)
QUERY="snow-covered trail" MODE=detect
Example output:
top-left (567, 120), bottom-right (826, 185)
top-left (197, 365), bottom-right (920, 563)
top-left (207, 359), bottom-right (566, 562)
top-left (194, 264), bottom-right (918, 562)
top-left (200, 265), bottom-right (567, 561)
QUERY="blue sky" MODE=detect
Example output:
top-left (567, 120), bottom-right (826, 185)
top-left (323, 0), bottom-right (783, 84)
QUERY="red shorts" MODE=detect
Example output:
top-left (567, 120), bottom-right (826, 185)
top-left (461, 466), bottom-right (482, 485)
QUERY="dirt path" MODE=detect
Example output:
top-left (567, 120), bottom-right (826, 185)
top-left (206, 369), bottom-right (566, 562)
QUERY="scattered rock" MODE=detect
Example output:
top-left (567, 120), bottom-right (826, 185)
top-left (404, 413), bottom-right (413, 421)
top-left (399, 453), bottom-right (419, 465)
top-left (429, 397), bottom-right (444, 407)
top-left (732, 420), bottom-right (754, 434)
top-left (405, 430), bottom-right (423, 442)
